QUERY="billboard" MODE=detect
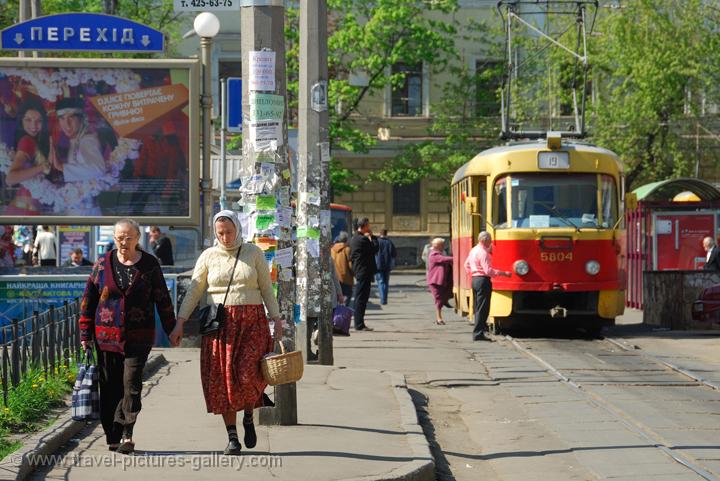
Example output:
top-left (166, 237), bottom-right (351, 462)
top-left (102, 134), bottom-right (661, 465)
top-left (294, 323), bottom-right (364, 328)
top-left (0, 58), bottom-right (199, 225)
top-left (0, 274), bottom-right (177, 347)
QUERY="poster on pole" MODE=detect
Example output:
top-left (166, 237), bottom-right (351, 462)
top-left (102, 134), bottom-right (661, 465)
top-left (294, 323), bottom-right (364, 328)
top-left (249, 51), bottom-right (276, 92)
top-left (0, 58), bottom-right (200, 226)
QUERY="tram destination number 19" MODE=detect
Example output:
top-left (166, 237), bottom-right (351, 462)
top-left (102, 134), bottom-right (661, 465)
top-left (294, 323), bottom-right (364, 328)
top-left (179, 0), bottom-right (233, 7)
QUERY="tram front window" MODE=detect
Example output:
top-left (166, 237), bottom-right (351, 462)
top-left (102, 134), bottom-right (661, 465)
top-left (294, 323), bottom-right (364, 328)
top-left (493, 174), bottom-right (617, 229)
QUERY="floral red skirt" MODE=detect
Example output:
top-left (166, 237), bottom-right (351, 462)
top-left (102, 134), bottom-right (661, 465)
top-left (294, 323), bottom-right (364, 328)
top-left (200, 304), bottom-right (273, 414)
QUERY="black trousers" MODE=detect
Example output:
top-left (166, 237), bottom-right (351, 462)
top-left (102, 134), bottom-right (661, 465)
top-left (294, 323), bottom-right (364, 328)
top-left (96, 345), bottom-right (151, 444)
top-left (472, 276), bottom-right (492, 340)
top-left (352, 275), bottom-right (372, 329)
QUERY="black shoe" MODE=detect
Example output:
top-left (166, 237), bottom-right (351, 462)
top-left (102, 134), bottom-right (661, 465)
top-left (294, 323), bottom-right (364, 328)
top-left (243, 418), bottom-right (257, 449)
top-left (116, 439), bottom-right (135, 454)
top-left (224, 438), bottom-right (242, 455)
top-left (473, 333), bottom-right (492, 341)
top-left (355, 326), bottom-right (374, 331)
top-left (443, 302), bottom-right (453, 308)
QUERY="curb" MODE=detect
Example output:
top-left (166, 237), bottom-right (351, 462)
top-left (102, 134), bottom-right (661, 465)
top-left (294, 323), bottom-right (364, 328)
top-left (0, 352), bottom-right (168, 481)
top-left (343, 371), bottom-right (435, 481)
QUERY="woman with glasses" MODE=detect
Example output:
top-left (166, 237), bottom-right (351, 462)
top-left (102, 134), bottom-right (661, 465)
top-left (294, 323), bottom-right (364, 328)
top-left (78, 218), bottom-right (177, 454)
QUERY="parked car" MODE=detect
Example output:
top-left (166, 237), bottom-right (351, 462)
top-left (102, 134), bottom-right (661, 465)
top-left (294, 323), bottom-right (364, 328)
top-left (691, 284), bottom-right (720, 322)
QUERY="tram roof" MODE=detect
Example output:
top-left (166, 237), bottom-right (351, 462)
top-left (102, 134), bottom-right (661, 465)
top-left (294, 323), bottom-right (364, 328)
top-left (452, 140), bottom-right (622, 184)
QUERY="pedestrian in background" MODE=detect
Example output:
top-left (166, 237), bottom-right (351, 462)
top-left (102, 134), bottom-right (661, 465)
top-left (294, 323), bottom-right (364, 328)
top-left (374, 229), bottom-right (396, 305)
top-left (463, 231), bottom-right (511, 341)
top-left (350, 218), bottom-right (379, 331)
top-left (64, 247), bottom-right (92, 267)
top-left (331, 231), bottom-right (354, 306)
top-left (149, 226), bottom-right (174, 266)
top-left (703, 236), bottom-right (720, 271)
top-left (33, 225), bottom-right (56, 266)
top-left (421, 237), bottom-right (432, 269)
top-left (427, 238), bottom-right (454, 325)
top-left (0, 226), bottom-right (15, 267)
top-left (176, 210), bottom-right (281, 456)
top-left (79, 218), bottom-right (177, 454)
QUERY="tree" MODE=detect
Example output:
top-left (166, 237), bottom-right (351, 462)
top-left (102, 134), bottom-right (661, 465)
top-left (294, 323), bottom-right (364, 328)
top-left (368, 16), bottom-right (503, 191)
top-left (588, 0), bottom-right (720, 189)
top-left (285, 0), bottom-right (460, 194)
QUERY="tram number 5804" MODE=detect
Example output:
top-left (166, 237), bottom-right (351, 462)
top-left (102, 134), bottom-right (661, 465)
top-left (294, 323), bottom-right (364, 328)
top-left (540, 252), bottom-right (573, 262)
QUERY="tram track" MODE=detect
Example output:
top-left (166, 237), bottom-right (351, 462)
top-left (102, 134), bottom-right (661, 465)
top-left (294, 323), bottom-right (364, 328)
top-left (605, 337), bottom-right (720, 392)
top-left (503, 334), bottom-right (720, 481)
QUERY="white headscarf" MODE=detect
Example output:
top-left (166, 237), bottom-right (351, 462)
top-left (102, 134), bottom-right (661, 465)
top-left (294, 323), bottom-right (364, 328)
top-left (212, 210), bottom-right (243, 251)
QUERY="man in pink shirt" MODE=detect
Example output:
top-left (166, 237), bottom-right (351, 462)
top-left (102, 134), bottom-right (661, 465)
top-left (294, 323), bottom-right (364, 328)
top-left (464, 231), bottom-right (511, 341)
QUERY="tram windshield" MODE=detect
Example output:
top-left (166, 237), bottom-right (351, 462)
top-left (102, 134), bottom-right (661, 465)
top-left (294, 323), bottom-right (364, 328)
top-left (494, 173), bottom-right (617, 229)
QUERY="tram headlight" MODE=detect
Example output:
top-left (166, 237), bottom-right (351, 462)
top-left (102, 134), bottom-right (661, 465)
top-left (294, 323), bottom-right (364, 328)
top-left (513, 260), bottom-right (529, 276)
top-left (585, 260), bottom-right (601, 276)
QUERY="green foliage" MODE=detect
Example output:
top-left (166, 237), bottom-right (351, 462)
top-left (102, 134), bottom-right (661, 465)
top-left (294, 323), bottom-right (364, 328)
top-left (588, 0), bottom-right (720, 189)
top-left (370, 16), bottom-right (502, 192)
top-left (286, 0), bottom-right (460, 194)
top-left (0, 364), bottom-right (76, 460)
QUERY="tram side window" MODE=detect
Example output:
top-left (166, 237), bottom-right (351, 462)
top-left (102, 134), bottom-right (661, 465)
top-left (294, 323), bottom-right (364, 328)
top-left (600, 175), bottom-right (618, 228)
top-left (493, 177), bottom-right (508, 228)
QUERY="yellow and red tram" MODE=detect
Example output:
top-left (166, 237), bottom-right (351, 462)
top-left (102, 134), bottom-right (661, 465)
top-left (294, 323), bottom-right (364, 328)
top-left (451, 135), bottom-right (626, 333)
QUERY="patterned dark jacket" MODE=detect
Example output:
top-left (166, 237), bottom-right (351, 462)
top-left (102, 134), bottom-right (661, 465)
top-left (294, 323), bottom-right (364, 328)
top-left (79, 250), bottom-right (176, 353)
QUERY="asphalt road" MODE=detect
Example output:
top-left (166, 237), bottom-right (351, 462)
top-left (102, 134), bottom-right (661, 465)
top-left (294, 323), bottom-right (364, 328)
top-left (333, 273), bottom-right (720, 481)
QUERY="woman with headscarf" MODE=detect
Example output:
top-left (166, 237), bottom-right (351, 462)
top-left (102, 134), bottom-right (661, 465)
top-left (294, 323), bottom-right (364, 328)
top-left (427, 237), bottom-right (454, 325)
top-left (174, 210), bottom-right (282, 456)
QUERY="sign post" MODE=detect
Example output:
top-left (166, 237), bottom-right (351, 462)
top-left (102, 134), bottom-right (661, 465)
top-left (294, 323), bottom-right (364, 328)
top-left (227, 77), bottom-right (242, 133)
top-left (0, 13), bottom-right (164, 53)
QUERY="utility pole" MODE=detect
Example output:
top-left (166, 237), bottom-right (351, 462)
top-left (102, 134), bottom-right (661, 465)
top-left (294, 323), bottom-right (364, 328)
top-left (241, 0), bottom-right (297, 426)
top-left (17, 0), bottom-right (30, 58)
top-left (297, 0), bottom-right (332, 365)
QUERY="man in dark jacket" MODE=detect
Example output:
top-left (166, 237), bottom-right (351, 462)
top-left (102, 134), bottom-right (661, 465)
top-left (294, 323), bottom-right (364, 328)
top-left (374, 229), bottom-right (396, 305)
top-left (350, 218), bottom-right (379, 331)
top-left (149, 226), bottom-right (174, 266)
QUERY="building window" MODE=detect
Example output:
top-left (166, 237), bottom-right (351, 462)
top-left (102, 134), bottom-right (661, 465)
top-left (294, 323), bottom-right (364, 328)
top-left (475, 59), bottom-right (502, 117)
top-left (393, 182), bottom-right (421, 215)
top-left (391, 63), bottom-right (423, 117)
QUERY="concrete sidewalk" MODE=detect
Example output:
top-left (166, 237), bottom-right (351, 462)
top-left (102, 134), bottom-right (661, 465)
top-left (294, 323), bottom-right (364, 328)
top-left (14, 348), bottom-right (432, 481)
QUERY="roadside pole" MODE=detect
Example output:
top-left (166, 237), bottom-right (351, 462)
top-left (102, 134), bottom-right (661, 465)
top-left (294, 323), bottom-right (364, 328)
top-left (220, 78), bottom-right (228, 210)
top-left (297, 0), bottom-right (333, 365)
top-left (241, 0), bottom-right (298, 425)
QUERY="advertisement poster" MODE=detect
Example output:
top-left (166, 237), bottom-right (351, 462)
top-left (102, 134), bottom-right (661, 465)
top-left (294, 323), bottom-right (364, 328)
top-left (0, 277), bottom-right (87, 327)
top-left (0, 60), bottom-right (198, 224)
top-left (58, 225), bottom-right (92, 262)
top-left (0, 276), bottom-right (176, 348)
top-left (654, 213), bottom-right (715, 270)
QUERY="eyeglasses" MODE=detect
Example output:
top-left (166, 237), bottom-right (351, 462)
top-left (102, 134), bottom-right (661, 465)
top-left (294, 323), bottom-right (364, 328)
top-left (114, 236), bottom-right (137, 242)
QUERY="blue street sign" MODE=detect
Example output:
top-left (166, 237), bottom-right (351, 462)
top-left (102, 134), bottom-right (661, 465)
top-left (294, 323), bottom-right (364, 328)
top-left (227, 77), bottom-right (242, 133)
top-left (0, 13), bottom-right (164, 53)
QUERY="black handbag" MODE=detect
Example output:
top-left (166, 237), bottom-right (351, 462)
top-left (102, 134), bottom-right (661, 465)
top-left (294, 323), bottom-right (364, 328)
top-left (198, 244), bottom-right (242, 336)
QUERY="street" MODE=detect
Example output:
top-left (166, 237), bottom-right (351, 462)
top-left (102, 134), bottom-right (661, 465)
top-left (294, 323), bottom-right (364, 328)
top-left (335, 273), bottom-right (720, 481)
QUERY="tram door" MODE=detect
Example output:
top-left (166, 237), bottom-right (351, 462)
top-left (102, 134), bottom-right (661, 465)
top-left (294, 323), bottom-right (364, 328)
top-left (453, 176), bottom-right (486, 315)
top-left (653, 212), bottom-right (715, 270)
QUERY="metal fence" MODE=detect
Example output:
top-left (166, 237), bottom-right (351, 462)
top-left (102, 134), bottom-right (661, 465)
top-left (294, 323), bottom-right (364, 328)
top-left (0, 299), bottom-right (82, 406)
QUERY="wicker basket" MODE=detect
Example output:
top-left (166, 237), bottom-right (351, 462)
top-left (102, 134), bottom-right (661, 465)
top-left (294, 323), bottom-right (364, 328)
top-left (261, 341), bottom-right (304, 386)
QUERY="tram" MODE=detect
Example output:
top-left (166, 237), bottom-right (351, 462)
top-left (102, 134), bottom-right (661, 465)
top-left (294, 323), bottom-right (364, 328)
top-left (451, 133), bottom-right (626, 334)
